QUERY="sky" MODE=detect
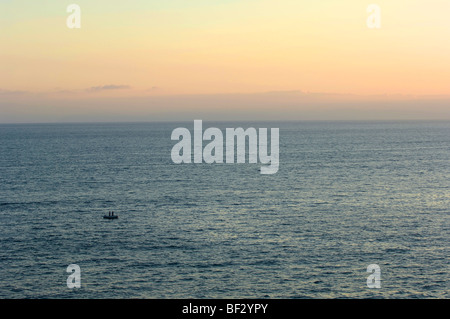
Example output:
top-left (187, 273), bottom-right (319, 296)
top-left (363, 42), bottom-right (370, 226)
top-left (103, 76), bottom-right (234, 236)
top-left (1, 0), bottom-right (450, 122)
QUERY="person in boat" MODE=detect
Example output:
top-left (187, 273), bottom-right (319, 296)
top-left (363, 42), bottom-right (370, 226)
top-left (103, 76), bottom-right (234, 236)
top-left (112, 211), bottom-right (114, 216)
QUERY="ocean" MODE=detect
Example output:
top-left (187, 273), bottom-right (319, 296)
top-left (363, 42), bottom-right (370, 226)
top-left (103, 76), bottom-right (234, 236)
top-left (0, 121), bottom-right (448, 298)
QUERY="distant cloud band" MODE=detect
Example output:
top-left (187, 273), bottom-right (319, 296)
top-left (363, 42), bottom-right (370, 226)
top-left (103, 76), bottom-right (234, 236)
top-left (87, 85), bottom-right (131, 92)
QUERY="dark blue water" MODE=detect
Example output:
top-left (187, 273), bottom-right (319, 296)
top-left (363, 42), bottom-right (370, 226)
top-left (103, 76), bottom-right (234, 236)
top-left (0, 121), bottom-right (448, 298)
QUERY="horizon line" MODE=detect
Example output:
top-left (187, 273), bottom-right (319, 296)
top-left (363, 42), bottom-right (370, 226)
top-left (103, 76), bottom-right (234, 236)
top-left (2, 119), bottom-right (450, 125)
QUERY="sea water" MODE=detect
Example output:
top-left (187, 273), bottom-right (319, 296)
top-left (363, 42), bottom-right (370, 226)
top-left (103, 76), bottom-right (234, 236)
top-left (0, 121), bottom-right (448, 298)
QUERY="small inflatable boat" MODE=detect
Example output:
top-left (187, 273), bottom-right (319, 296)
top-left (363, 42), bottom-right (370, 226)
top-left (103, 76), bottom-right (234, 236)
top-left (103, 215), bottom-right (118, 219)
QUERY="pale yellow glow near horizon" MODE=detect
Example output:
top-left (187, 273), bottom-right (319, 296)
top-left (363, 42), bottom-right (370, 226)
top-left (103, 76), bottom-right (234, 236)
top-left (1, 0), bottom-right (450, 97)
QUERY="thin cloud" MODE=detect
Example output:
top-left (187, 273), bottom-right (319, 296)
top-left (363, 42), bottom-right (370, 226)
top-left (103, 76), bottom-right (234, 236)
top-left (0, 89), bottom-right (29, 95)
top-left (87, 85), bottom-right (131, 92)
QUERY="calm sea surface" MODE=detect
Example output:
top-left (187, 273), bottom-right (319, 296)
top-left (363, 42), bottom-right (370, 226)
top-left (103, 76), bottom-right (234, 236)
top-left (0, 121), bottom-right (448, 298)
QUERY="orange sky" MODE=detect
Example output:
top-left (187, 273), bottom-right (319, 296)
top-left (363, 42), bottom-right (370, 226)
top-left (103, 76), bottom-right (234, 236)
top-left (1, 1), bottom-right (450, 122)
